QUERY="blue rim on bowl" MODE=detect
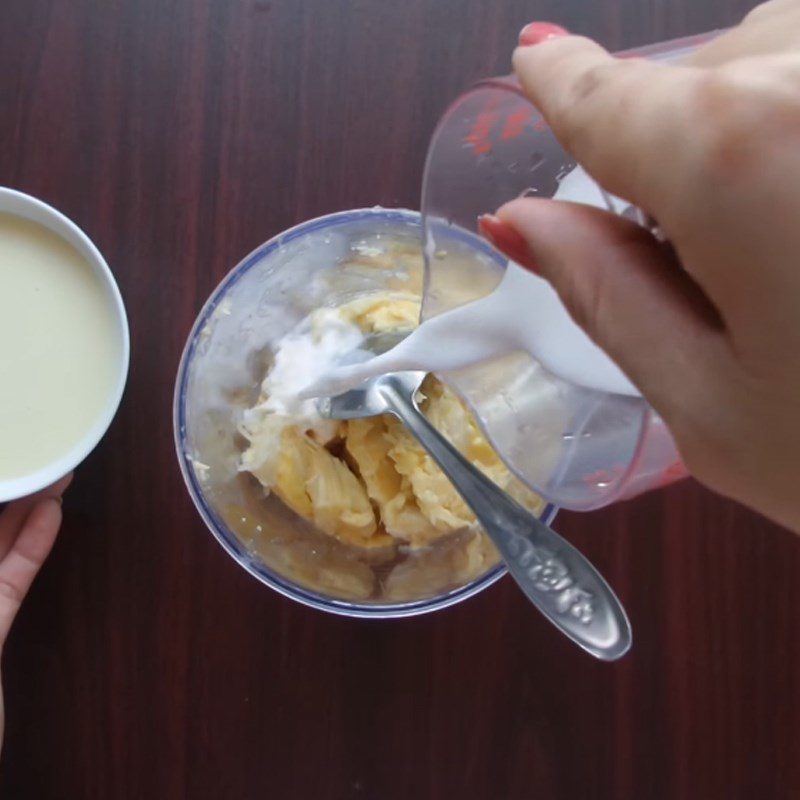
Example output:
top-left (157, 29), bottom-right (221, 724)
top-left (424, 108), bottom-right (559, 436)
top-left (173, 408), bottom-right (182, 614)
top-left (173, 208), bottom-right (556, 618)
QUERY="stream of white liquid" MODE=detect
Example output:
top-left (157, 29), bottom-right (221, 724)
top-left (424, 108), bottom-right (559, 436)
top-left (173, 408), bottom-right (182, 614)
top-left (302, 260), bottom-right (639, 399)
top-left (302, 165), bottom-right (642, 401)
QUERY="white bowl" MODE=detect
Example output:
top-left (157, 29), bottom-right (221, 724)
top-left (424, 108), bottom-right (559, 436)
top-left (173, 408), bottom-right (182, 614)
top-left (0, 188), bottom-right (130, 502)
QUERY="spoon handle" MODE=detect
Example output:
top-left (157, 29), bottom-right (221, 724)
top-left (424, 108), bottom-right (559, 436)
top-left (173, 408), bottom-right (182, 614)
top-left (381, 378), bottom-right (632, 661)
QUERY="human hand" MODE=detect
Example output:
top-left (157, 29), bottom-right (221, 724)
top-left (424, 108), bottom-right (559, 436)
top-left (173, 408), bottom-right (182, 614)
top-left (0, 475), bottom-right (71, 751)
top-left (479, 1), bottom-right (800, 531)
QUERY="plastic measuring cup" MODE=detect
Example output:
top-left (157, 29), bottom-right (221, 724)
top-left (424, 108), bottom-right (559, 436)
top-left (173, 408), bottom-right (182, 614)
top-left (420, 31), bottom-right (720, 511)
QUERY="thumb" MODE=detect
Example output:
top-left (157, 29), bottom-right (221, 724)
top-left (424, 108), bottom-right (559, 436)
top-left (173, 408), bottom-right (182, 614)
top-left (481, 197), bottom-right (728, 417)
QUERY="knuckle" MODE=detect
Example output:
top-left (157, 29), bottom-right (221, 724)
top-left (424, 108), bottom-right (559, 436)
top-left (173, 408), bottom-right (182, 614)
top-left (568, 60), bottom-right (627, 105)
top-left (556, 262), bottom-right (609, 337)
top-left (555, 60), bottom-right (638, 155)
top-left (0, 579), bottom-right (24, 606)
top-left (565, 63), bottom-right (605, 106)
top-left (689, 73), bottom-right (757, 177)
top-left (685, 63), bottom-right (800, 186)
top-left (558, 60), bottom-right (616, 124)
top-left (559, 220), bottom-right (641, 338)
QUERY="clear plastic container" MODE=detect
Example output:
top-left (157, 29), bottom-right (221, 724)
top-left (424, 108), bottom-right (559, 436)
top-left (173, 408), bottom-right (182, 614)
top-left (174, 208), bottom-right (556, 617)
top-left (420, 32), bottom-right (720, 511)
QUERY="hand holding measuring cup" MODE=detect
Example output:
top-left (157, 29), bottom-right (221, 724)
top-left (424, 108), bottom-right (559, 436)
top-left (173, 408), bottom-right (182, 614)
top-left (484, 0), bottom-right (800, 532)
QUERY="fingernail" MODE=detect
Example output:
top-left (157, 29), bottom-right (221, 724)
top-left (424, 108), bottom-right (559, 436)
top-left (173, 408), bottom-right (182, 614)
top-left (478, 214), bottom-right (537, 270)
top-left (518, 22), bottom-right (568, 47)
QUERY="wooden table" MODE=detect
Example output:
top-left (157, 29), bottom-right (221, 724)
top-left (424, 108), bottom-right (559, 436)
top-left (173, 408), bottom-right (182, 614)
top-left (2, 1), bottom-right (797, 797)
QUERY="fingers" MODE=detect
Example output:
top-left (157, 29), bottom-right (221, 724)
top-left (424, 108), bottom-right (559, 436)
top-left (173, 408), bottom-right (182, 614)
top-left (0, 474), bottom-right (72, 562)
top-left (0, 499), bottom-right (62, 644)
top-left (512, 33), bottom-right (698, 216)
top-left (0, 476), bottom-right (71, 645)
top-left (486, 198), bottom-right (731, 418)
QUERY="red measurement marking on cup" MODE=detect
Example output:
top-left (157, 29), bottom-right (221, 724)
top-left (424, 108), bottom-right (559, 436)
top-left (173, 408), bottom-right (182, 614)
top-left (501, 108), bottom-right (533, 140)
top-left (465, 96), bottom-right (548, 154)
top-left (464, 109), bottom-right (498, 155)
top-left (464, 95), bottom-right (503, 156)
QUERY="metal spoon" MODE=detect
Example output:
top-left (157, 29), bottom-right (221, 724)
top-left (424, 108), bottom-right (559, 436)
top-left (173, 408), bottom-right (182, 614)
top-left (317, 363), bottom-right (632, 661)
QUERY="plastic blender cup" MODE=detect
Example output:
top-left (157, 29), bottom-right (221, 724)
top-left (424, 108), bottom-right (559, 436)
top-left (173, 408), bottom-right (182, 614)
top-left (420, 32), bottom-right (720, 511)
top-left (175, 208), bottom-right (556, 616)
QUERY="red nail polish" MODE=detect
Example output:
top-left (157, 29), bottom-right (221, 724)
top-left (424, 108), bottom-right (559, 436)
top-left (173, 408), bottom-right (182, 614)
top-left (518, 22), bottom-right (568, 47)
top-left (478, 214), bottom-right (537, 270)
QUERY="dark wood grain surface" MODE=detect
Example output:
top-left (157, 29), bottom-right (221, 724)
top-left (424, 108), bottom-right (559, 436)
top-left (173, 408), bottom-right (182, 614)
top-left (2, 1), bottom-right (797, 798)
